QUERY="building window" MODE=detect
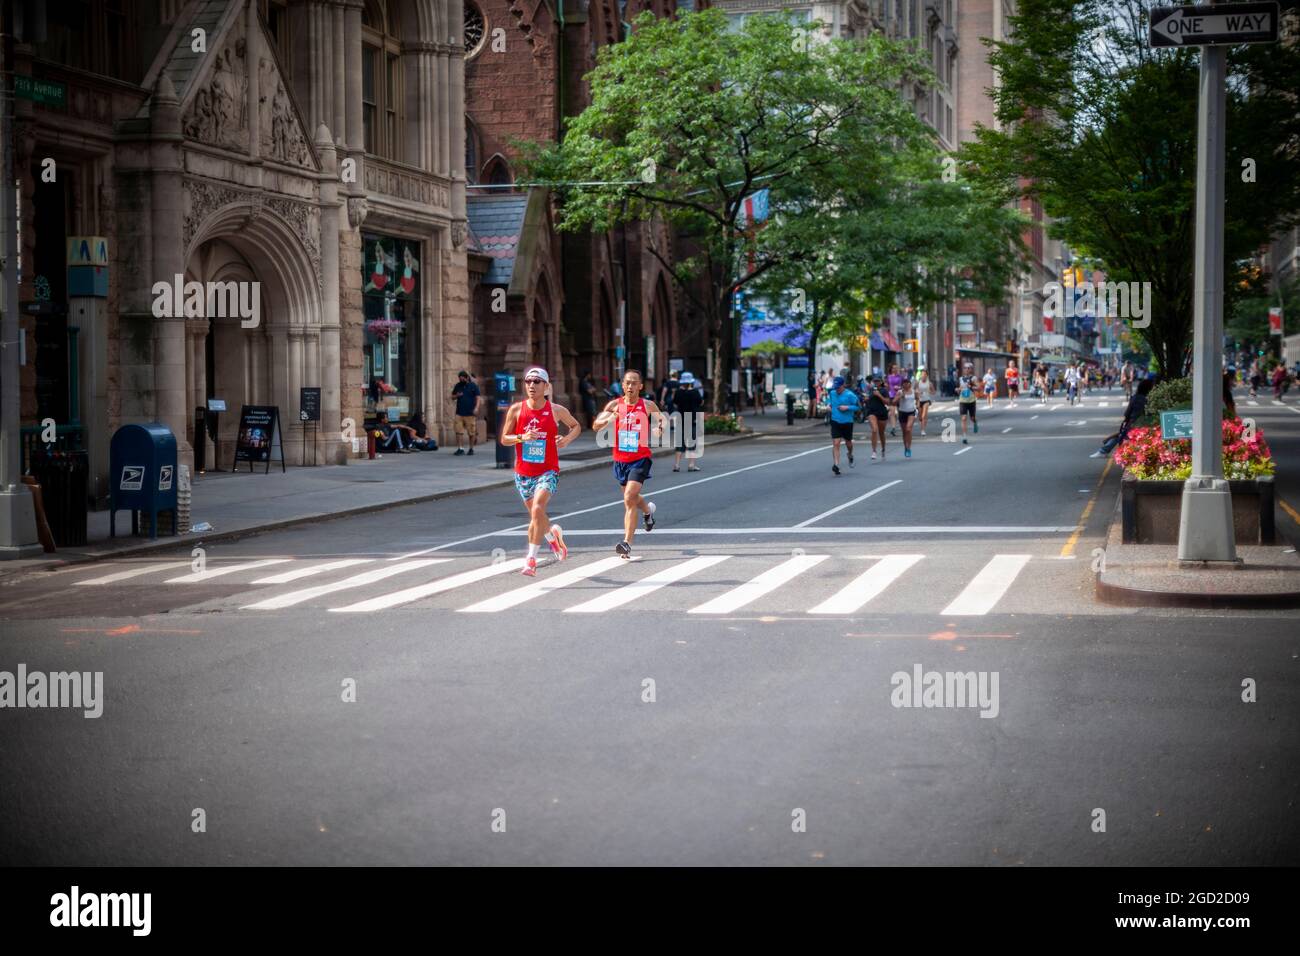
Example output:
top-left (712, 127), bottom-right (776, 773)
top-left (362, 0), bottom-right (404, 160)
top-left (259, 0), bottom-right (292, 72)
top-left (466, 119), bottom-right (480, 184)
top-left (465, 3), bottom-right (486, 57)
top-left (362, 235), bottom-right (422, 418)
top-left (38, 0), bottom-right (142, 82)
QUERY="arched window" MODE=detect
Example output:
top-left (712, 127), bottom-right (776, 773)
top-left (466, 118), bottom-right (480, 184)
top-left (483, 156), bottom-right (513, 189)
top-left (465, 2), bottom-right (486, 58)
top-left (362, 0), bottom-right (404, 159)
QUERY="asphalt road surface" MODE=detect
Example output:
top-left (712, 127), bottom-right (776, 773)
top-left (3, 391), bottom-right (1299, 865)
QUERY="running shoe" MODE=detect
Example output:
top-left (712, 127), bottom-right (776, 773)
top-left (615, 540), bottom-right (632, 558)
top-left (920, 428), bottom-right (926, 436)
top-left (871, 451), bottom-right (877, 460)
top-left (644, 501), bottom-right (657, 532)
top-left (521, 557), bottom-right (538, 577)
top-left (905, 448), bottom-right (912, 458)
top-left (832, 464), bottom-right (841, 475)
top-left (973, 422), bottom-right (979, 434)
top-left (848, 451), bottom-right (855, 467)
top-left (962, 438), bottom-right (969, 445)
top-left (547, 525), bottom-right (568, 561)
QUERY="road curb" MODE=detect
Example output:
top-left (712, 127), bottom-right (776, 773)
top-left (23, 429), bottom-right (772, 569)
top-left (1094, 488), bottom-right (1300, 609)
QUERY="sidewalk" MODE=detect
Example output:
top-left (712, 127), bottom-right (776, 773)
top-left (4, 408), bottom-right (821, 571)
top-left (1095, 496), bottom-right (1300, 608)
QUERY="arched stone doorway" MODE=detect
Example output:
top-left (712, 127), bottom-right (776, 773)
top-left (185, 199), bottom-right (324, 467)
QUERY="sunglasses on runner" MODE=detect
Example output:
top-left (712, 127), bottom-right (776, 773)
top-left (524, 378), bottom-right (545, 385)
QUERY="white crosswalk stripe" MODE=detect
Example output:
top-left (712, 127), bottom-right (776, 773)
top-left (242, 559), bottom-right (449, 610)
top-left (808, 554), bottom-right (922, 614)
top-left (941, 554), bottom-right (1031, 616)
top-left (253, 558), bottom-right (371, 584)
top-left (332, 557), bottom-right (527, 613)
top-left (166, 558), bottom-right (292, 583)
top-left (460, 556), bottom-right (628, 613)
top-left (689, 553), bottom-right (829, 615)
top-left (565, 555), bottom-right (732, 613)
top-left (74, 561), bottom-right (191, 585)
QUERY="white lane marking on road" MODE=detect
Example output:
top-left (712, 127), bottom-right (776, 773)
top-left (1030, 415), bottom-right (1039, 420)
top-left (1247, 400), bottom-right (1258, 406)
top-left (242, 559), bottom-right (449, 609)
top-left (940, 554), bottom-right (1032, 616)
top-left (689, 554), bottom-right (830, 615)
top-left (252, 558), bottom-right (371, 584)
top-left (808, 554), bottom-right (923, 615)
top-left (1001, 427), bottom-right (1012, 433)
top-left (1098, 402), bottom-right (1109, 407)
top-left (460, 555), bottom-right (628, 613)
top-left (392, 444), bottom-right (831, 559)
top-left (482, 525), bottom-right (1076, 535)
top-left (954, 446), bottom-right (973, 456)
top-left (1050, 404), bottom-right (1063, 411)
top-left (166, 559), bottom-right (292, 583)
top-left (74, 561), bottom-right (191, 585)
top-left (794, 479), bottom-right (902, 528)
top-left (332, 558), bottom-right (526, 612)
top-left (564, 555), bottom-right (732, 614)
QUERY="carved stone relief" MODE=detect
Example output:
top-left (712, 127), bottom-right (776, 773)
top-left (258, 57), bottom-right (313, 167)
top-left (183, 26), bottom-right (249, 150)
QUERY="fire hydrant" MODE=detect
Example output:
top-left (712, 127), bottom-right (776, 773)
top-left (368, 429), bottom-right (378, 459)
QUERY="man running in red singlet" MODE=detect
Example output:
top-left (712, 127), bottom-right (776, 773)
top-left (501, 367), bottom-right (582, 576)
top-left (594, 369), bottom-right (666, 559)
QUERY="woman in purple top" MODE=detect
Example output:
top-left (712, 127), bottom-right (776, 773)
top-left (886, 364), bottom-right (903, 436)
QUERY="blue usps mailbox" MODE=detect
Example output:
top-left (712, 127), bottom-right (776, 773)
top-left (109, 423), bottom-right (179, 539)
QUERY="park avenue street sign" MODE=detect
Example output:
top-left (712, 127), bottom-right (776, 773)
top-left (1150, 3), bottom-right (1279, 47)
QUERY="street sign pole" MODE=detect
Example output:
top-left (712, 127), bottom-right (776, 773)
top-left (1178, 19), bottom-right (1236, 562)
top-left (0, 4), bottom-right (42, 559)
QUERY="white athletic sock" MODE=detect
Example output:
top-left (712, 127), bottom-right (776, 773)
top-left (544, 527), bottom-right (556, 542)
top-left (527, 543), bottom-right (539, 559)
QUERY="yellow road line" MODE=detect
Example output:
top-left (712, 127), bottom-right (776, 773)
top-left (1061, 457), bottom-right (1114, 558)
top-left (1280, 497), bottom-right (1300, 526)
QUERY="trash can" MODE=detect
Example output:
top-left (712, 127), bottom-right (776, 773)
top-left (29, 449), bottom-right (89, 547)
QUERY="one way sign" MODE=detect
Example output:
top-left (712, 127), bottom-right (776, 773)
top-left (1150, 3), bottom-right (1279, 47)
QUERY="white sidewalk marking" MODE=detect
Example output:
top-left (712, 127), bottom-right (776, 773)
top-left (460, 556), bottom-right (628, 613)
top-left (808, 554), bottom-right (923, 614)
top-left (75, 561), bottom-right (191, 585)
top-left (393, 445), bottom-right (830, 559)
top-left (332, 558), bottom-right (527, 612)
top-left (689, 554), bottom-right (829, 614)
top-left (795, 480), bottom-right (902, 527)
top-left (954, 446), bottom-right (973, 456)
top-left (564, 555), bottom-right (732, 614)
top-left (252, 559), bottom-right (371, 584)
top-left (242, 559), bottom-right (449, 609)
top-left (940, 554), bottom-right (1032, 616)
top-left (166, 559), bottom-right (292, 583)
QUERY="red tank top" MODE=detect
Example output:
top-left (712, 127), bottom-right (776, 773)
top-left (612, 398), bottom-right (652, 463)
top-left (514, 400), bottom-right (560, 476)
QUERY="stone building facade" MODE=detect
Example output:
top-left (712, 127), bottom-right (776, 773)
top-left (463, 0), bottom-right (682, 407)
top-left (9, 0), bottom-right (470, 499)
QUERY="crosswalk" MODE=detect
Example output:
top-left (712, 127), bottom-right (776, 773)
top-left (60, 547), bottom-right (1059, 617)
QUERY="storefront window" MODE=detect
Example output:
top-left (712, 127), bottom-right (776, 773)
top-left (362, 234), bottom-right (421, 420)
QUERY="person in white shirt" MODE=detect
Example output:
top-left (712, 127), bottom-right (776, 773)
top-left (1064, 363), bottom-right (1081, 405)
top-left (982, 369), bottom-right (998, 408)
top-left (915, 369), bottom-right (934, 436)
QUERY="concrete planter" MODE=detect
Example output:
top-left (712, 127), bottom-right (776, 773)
top-left (1120, 472), bottom-right (1275, 545)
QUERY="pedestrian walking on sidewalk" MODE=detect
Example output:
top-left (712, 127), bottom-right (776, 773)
top-left (827, 376), bottom-right (859, 474)
top-left (502, 367), bottom-right (581, 576)
top-left (594, 370), bottom-right (666, 559)
top-left (451, 370), bottom-right (481, 455)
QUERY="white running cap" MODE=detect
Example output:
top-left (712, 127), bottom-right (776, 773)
top-left (523, 367), bottom-right (549, 383)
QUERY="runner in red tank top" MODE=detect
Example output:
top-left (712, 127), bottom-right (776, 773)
top-left (593, 369), bottom-right (666, 559)
top-left (501, 367), bottom-right (582, 576)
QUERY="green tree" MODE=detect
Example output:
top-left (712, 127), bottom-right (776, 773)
top-left (959, 0), bottom-right (1300, 376)
top-left (520, 10), bottom-right (937, 411)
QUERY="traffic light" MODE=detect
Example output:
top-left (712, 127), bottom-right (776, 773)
top-left (863, 309), bottom-right (874, 333)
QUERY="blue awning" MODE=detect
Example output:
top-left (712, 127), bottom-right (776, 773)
top-left (868, 332), bottom-right (887, 351)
